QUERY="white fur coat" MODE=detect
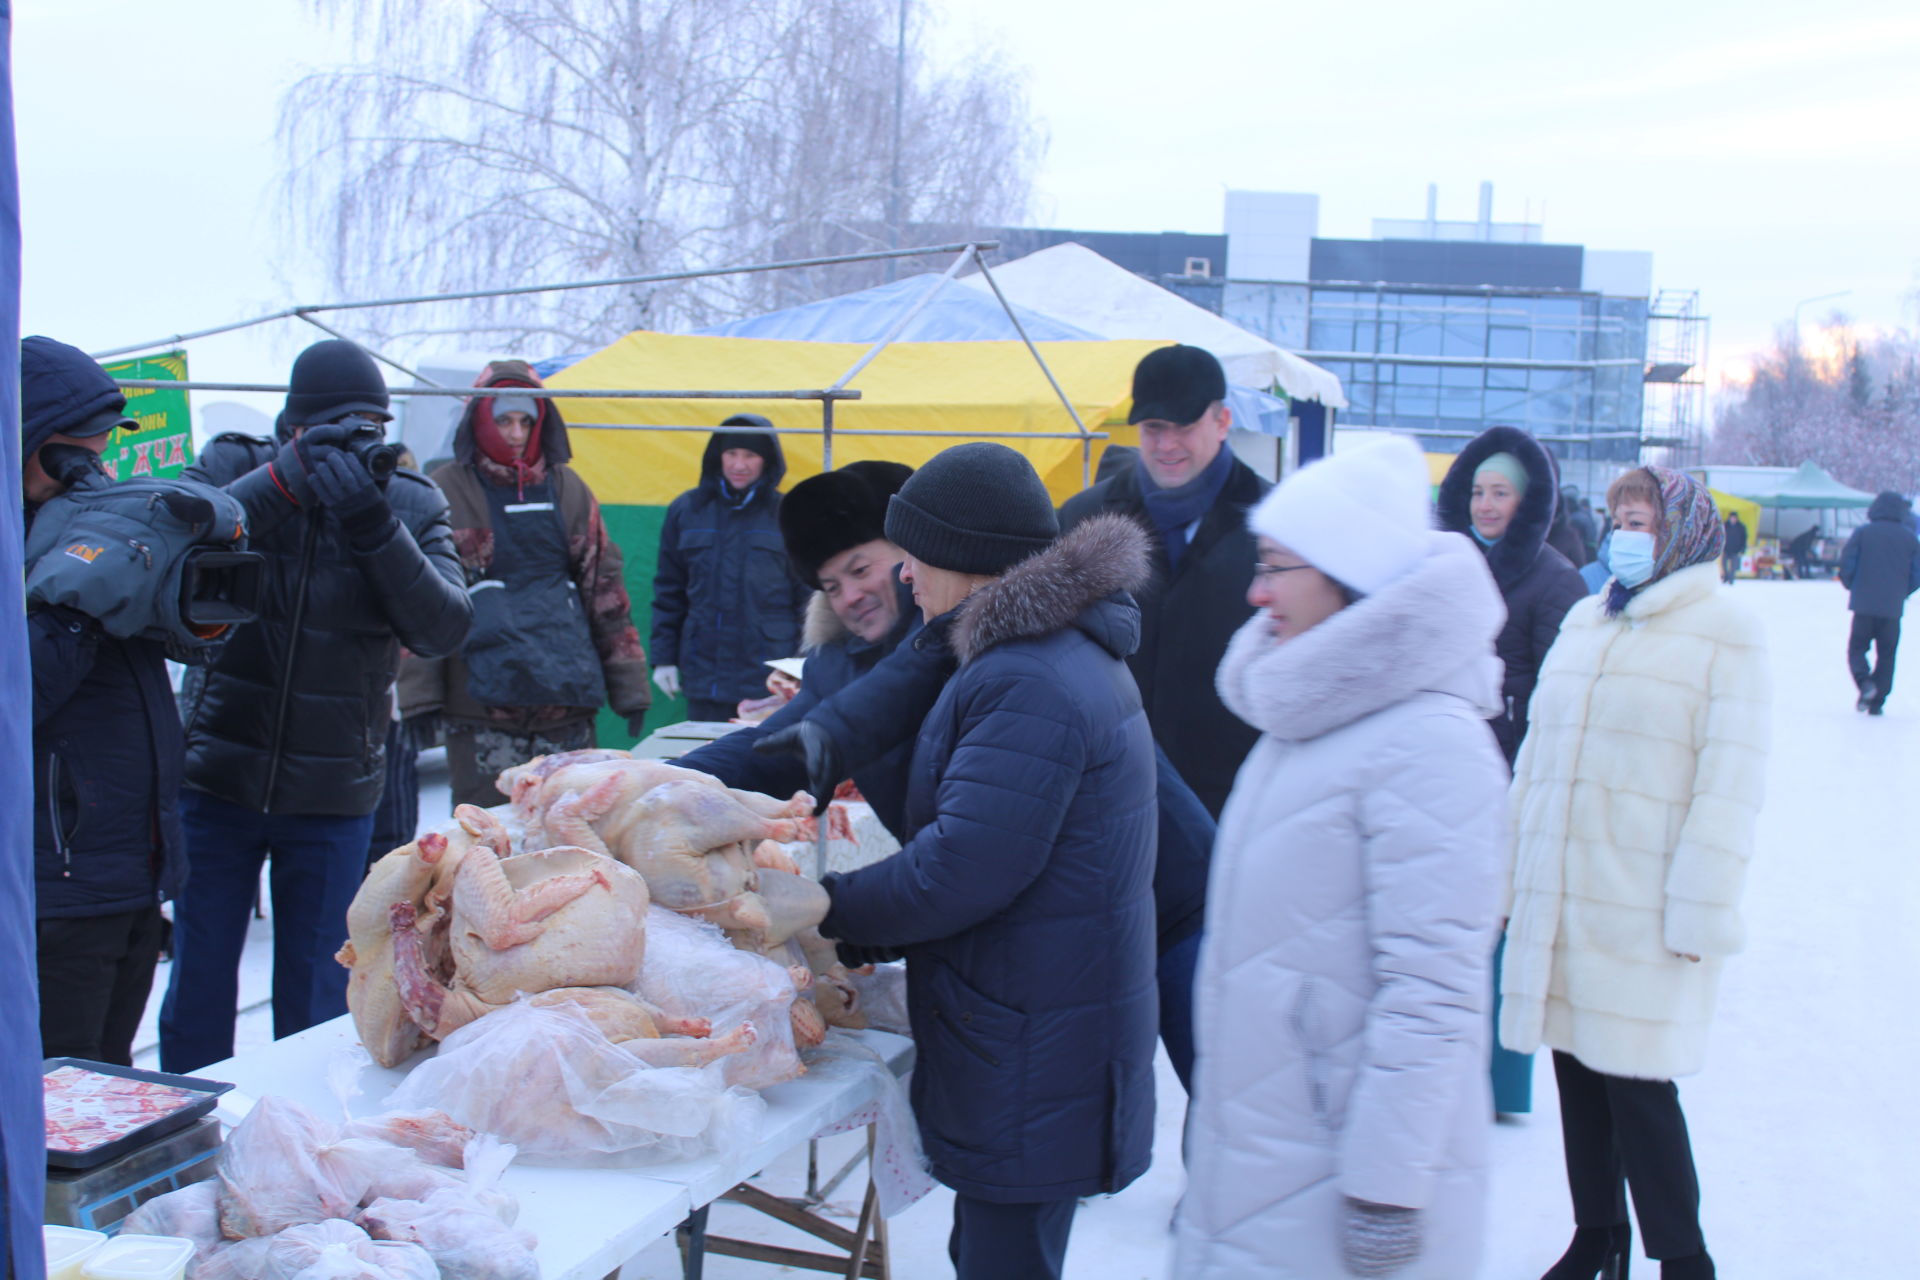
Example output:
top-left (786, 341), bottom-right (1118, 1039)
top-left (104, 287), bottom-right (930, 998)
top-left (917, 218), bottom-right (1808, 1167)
top-left (1500, 562), bottom-right (1771, 1080)
top-left (1175, 532), bottom-right (1509, 1279)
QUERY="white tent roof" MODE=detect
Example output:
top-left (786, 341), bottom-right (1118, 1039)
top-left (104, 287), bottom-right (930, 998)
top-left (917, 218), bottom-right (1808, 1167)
top-left (961, 242), bottom-right (1347, 408)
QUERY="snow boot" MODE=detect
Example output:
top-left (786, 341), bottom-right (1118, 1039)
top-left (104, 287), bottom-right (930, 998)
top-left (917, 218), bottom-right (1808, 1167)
top-left (1542, 1223), bottom-right (1632, 1279)
top-left (1857, 680), bottom-right (1878, 712)
top-left (1660, 1254), bottom-right (1714, 1279)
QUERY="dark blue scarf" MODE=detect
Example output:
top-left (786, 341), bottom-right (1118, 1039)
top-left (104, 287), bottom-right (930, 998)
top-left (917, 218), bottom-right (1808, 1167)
top-left (1140, 445), bottom-right (1234, 571)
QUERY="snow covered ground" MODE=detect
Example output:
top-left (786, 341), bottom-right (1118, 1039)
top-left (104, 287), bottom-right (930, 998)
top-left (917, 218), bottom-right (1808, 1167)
top-left (138, 579), bottom-right (1916, 1276)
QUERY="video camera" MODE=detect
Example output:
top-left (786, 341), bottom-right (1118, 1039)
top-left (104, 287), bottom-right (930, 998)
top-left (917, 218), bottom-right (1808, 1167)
top-left (334, 414), bottom-right (405, 483)
top-left (24, 444), bottom-right (266, 655)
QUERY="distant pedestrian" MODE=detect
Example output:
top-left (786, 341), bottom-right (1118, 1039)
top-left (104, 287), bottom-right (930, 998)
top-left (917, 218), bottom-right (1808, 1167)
top-left (428, 361), bottom-right (652, 807)
top-left (1720, 511), bottom-right (1748, 584)
top-left (1838, 491), bottom-right (1920, 715)
top-left (1504, 465), bottom-right (1769, 1280)
top-left (1178, 436), bottom-right (1508, 1279)
top-left (1437, 426), bottom-right (1587, 1118)
top-left (1563, 484), bottom-right (1600, 562)
top-left (649, 417), bottom-right (808, 722)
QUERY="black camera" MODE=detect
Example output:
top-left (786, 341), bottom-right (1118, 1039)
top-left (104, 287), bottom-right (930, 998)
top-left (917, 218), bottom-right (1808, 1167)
top-left (28, 443), bottom-right (265, 650)
top-left (338, 415), bottom-right (405, 482)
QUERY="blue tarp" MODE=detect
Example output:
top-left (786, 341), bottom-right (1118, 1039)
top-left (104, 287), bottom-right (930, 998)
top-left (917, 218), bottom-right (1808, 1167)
top-left (2, 6), bottom-right (50, 1272)
top-left (695, 271), bottom-right (1104, 343)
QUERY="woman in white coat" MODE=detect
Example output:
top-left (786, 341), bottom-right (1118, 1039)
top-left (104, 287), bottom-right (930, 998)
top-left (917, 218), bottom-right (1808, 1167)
top-left (1176, 436), bottom-right (1509, 1279)
top-left (1502, 466), bottom-right (1769, 1280)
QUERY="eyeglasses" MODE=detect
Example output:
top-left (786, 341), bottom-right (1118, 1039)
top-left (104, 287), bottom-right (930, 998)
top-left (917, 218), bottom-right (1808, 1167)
top-left (1251, 561), bottom-right (1314, 579)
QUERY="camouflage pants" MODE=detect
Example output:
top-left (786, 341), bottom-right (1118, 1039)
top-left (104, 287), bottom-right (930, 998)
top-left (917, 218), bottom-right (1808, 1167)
top-left (444, 720), bottom-right (596, 810)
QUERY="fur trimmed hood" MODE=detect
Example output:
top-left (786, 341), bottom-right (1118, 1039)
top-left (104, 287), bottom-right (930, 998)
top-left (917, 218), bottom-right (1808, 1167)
top-left (952, 514), bottom-right (1151, 664)
top-left (1217, 531), bottom-right (1506, 742)
top-left (1436, 425), bottom-right (1561, 590)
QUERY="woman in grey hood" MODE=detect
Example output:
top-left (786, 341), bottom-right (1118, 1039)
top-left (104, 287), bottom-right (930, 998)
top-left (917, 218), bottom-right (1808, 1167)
top-left (1176, 436), bottom-right (1509, 1278)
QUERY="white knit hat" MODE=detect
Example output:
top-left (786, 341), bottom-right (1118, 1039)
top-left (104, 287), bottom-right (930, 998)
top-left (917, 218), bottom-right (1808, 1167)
top-left (1249, 435), bottom-right (1433, 595)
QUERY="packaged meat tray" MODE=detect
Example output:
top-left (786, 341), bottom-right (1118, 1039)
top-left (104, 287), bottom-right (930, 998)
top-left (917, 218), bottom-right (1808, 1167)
top-left (42, 1060), bottom-right (233, 1171)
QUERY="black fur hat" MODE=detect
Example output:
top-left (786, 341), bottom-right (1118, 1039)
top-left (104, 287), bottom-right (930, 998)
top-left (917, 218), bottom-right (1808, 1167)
top-left (779, 460), bottom-right (914, 588)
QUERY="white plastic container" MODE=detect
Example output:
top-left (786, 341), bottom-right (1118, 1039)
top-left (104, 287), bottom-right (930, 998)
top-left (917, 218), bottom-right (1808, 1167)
top-left (43, 1225), bottom-right (106, 1280)
top-left (78, 1234), bottom-right (195, 1280)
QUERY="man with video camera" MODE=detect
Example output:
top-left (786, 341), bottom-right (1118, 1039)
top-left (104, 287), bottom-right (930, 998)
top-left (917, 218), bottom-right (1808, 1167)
top-left (159, 339), bottom-right (471, 1073)
top-left (22, 336), bottom-right (216, 1066)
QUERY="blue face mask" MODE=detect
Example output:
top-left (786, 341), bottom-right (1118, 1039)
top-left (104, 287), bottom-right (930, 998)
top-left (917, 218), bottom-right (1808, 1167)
top-left (1607, 529), bottom-right (1657, 588)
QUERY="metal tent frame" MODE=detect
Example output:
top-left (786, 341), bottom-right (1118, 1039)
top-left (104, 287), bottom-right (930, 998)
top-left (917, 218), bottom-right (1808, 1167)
top-left (98, 240), bottom-right (1113, 483)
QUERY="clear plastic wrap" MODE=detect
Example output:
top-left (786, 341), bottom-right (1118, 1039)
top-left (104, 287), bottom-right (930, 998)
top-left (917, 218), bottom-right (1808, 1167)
top-left (384, 999), bottom-right (764, 1165)
top-left (259, 1221), bottom-right (437, 1280)
top-left (216, 1098), bottom-right (398, 1239)
top-left (805, 1031), bottom-right (935, 1218)
top-left (339, 1111), bottom-right (476, 1168)
top-left (122, 1180), bottom-right (224, 1263)
top-left (193, 1235), bottom-right (275, 1280)
top-left (359, 1189), bottom-right (538, 1280)
top-left (632, 905), bottom-right (804, 1088)
top-left (845, 962), bottom-right (910, 1037)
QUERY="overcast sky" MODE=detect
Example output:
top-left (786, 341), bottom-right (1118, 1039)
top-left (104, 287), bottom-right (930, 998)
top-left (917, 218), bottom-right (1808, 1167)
top-left (14, 0), bottom-right (1919, 423)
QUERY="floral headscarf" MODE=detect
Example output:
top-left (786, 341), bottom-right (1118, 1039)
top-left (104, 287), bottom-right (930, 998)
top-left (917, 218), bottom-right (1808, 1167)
top-left (1604, 465), bottom-right (1723, 617)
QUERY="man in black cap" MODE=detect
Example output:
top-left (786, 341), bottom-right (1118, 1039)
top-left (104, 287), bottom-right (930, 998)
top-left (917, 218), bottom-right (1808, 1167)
top-left (20, 337), bottom-right (195, 1064)
top-left (159, 338), bottom-right (472, 1072)
top-left (674, 460), bottom-right (923, 831)
top-left (1059, 343), bottom-right (1268, 819)
top-left (649, 415), bottom-right (809, 721)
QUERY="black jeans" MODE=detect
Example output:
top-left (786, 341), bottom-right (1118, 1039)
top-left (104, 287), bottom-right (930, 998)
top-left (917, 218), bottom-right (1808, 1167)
top-left (948, 1195), bottom-right (1076, 1280)
top-left (38, 905), bottom-right (166, 1065)
top-left (1848, 613), bottom-right (1900, 707)
top-left (1552, 1050), bottom-right (1705, 1260)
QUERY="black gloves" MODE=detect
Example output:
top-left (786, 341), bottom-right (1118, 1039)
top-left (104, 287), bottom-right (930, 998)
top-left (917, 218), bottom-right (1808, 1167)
top-left (268, 421), bottom-right (354, 508)
top-left (1341, 1198), bottom-right (1422, 1277)
top-left (753, 719), bottom-right (843, 816)
top-left (624, 714), bottom-right (648, 739)
top-left (310, 451), bottom-right (397, 550)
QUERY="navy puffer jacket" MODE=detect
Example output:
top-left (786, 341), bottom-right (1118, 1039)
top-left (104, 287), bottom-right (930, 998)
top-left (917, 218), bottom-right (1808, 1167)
top-left (649, 420), bottom-right (810, 705)
top-left (1840, 491), bottom-right (1920, 618)
top-left (1437, 426), bottom-right (1588, 763)
top-left (821, 515), bottom-right (1160, 1203)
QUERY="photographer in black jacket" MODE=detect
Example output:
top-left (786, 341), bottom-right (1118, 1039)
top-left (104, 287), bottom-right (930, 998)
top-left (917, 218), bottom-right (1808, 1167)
top-left (159, 340), bottom-right (471, 1072)
top-left (22, 336), bottom-right (197, 1065)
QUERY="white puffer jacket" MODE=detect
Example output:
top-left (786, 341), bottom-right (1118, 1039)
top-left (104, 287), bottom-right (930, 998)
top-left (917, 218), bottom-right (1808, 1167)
top-left (1500, 562), bottom-right (1770, 1081)
top-left (1175, 533), bottom-right (1509, 1280)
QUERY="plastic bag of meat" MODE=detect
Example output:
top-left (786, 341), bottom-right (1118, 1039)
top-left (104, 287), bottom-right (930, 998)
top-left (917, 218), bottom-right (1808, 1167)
top-left (632, 905), bottom-right (804, 1088)
top-left (339, 1111), bottom-right (475, 1168)
top-left (123, 1180), bottom-right (223, 1264)
top-left (192, 1236), bottom-right (275, 1280)
top-left (217, 1098), bottom-right (400, 1238)
top-left (260, 1220), bottom-right (437, 1280)
top-left (385, 999), bottom-right (763, 1165)
top-left (360, 1188), bottom-right (538, 1280)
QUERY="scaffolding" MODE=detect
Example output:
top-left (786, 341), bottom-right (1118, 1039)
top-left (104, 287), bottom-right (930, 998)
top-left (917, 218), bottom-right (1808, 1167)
top-left (96, 239), bottom-right (1107, 483)
top-left (1642, 288), bottom-right (1710, 470)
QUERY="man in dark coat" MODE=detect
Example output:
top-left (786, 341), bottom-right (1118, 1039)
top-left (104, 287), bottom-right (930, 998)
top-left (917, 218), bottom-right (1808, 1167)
top-left (677, 461), bottom-right (919, 833)
top-left (1721, 511), bottom-right (1749, 584)
top-left (1839, 490), bottom-right (1920, 715)
top-left (1057, 344), bottom-right (1268, 819)
top-left (649, 416), bottom-right (809, 721)
top-left (160, 340), bottom-right (471, 1072)
top-left (20, 337), bottom-right (194, 1065)
top-left (427, 361), bottom-right (651, 807)
top-left (821, 445), bottom-right (1158, 1280)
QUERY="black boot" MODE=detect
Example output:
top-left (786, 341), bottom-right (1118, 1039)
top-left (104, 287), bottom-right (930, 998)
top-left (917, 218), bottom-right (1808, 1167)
top-left (1661, 1255), bottom-right (1714, 1280)
top-left (1542, 1223), bottom-right (1632, 1279)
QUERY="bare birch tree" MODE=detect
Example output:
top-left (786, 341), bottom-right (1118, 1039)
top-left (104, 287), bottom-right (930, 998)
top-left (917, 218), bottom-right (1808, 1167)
top-left (279, 0), bottom-right (1040, 351)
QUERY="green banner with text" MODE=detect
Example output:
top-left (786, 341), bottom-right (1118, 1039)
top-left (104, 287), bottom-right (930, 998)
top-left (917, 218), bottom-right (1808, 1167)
top-left (98, 350), bottom-right (194, 480)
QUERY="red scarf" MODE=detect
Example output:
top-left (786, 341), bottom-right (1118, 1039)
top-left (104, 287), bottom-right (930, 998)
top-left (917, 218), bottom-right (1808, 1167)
top-left (471, 393), bottom-right (545, 499)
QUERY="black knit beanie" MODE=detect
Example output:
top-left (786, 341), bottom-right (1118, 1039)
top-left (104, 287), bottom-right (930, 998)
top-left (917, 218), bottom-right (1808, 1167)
top-left (282, 339), bottom-right (390, 431)
top-left (884, 442), bottom-right (1058, 575)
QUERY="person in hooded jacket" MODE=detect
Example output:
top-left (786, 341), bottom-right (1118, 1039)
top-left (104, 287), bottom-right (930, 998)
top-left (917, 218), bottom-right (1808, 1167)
top-left (1176, 436), bottom-right (1508, 1280)
top-left (650, 416), bottom-right (809, 721)
top-left (20, 337), bottom-right (203, 1065)
top-left (1719, 511), bottom-right (1749, 584)
top-left (1438, 426), bottom-right (1590, 1118)
top-left (424, 361), bottom-right (651, 807)
top-left (1503, 467), bottom-right (1769, 1280)
top-left (1837, 490), bottom-right (1920, 715)
top-left (819, 444), bottom-right (1158, 1280)
top-left (160, 339), bottom-right (471, 1073)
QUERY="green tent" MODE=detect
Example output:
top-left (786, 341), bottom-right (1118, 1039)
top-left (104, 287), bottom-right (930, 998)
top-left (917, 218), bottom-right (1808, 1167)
top-left (1735, 461), bottom-right (1876, 509)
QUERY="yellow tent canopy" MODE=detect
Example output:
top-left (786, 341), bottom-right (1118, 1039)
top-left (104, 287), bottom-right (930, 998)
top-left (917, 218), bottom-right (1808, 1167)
top-left (548, 330), bottom-right (1172, 505)
top-left (1709, 488), bottom-right (1762, 541)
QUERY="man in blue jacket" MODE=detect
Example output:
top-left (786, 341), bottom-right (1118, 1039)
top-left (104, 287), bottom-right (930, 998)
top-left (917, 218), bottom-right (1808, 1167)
top-left (1839, 490), bottom-right (1920, 715)
top-left (820, 444), bottom-right (1159, 1280)
top-left (20, 337), bottom-right (193, 1065)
